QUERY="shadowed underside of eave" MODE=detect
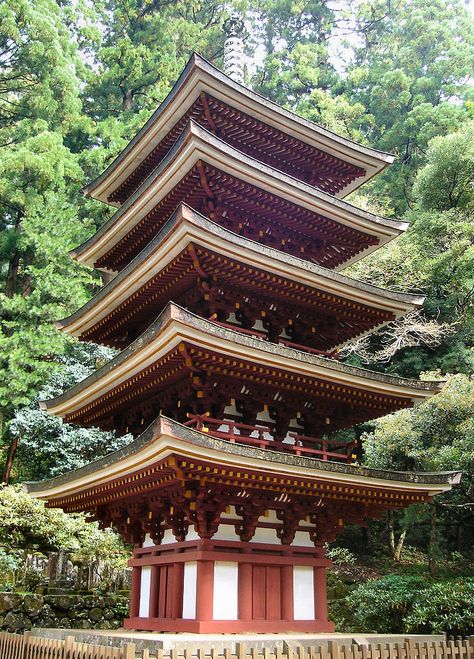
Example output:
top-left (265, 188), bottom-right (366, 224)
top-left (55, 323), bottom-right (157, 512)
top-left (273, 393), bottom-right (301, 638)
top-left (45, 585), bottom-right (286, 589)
top-left (82, 53), bottom-right (394, 206)
top-left (58, 204), bottom-right (424, 351)
top-left (73, 122), bottom-right (406, 273)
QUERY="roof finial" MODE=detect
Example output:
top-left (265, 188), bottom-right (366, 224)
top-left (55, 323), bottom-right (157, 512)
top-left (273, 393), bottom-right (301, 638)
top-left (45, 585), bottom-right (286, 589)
top-left (223, 13), bottom-right (246, 84)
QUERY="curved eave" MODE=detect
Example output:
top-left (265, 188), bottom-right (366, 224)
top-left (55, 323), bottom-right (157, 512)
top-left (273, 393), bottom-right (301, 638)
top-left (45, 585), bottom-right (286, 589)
top-left (82, 54), bottom-right (394, 206)
top-left (41, 302), bottom-right (443, 420)
top-left (58, 203), bottom-right (424, 343)
top-left (25, 415), bottom-right (460, 504)
top-left (72, 121), bottom-right (406, 272)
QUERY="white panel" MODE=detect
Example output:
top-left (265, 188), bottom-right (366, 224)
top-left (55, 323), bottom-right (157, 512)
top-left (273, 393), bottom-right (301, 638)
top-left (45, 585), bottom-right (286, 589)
top-left (186, 527), bottom-right (200, 541)
top-left (293, 566), bottom-right (315, 620)
top-left (138, 566), bottom-right (152, 617)
top-left (213, 562), bottom-right (238, 620)
top-left (249, 526), bottom-right (279, 544)
top-left (221, 505), bottom-right (238, 519)
top-left (161, 529), bottom-right (176, 545)
top-left (213, 523), bottom-right (240, 541)
top-left (182, 562), bottom-right (197, 619)
top-left (142, 533), bottom-right (155, 548)
top-left (292, 531), bottom-right (315, 547)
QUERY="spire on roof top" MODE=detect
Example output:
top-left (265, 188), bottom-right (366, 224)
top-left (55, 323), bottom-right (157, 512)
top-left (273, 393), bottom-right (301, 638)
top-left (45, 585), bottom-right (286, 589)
top-left (223, 12), bottom-right (245, 84)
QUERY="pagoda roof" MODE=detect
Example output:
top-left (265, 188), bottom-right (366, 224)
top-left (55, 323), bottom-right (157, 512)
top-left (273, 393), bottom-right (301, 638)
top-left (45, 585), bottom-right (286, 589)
top-left (73, 122), bottom-right (407, 273)
top-left (41, 303), bottom-right (442, 430)
top-left (82, 53), bottom-right (394, 206)
top-left (59, 204), bottom-right (424, 350)
top-left (25, 415), bottom-right (460, 512)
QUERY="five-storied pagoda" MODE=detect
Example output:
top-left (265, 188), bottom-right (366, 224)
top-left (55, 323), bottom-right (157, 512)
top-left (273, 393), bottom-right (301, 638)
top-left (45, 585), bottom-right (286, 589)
top-left (27, 36), bottom-right (460, 633)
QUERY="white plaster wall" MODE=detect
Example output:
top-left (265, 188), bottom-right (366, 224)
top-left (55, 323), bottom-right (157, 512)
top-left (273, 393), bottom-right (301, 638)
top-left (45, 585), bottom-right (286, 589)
top-left (182, 562), bottom-right (197, 619)
top-left (142, 533), bottom-right (155, 548)
top-left (293, 566), bottom-right (315, 620)
top-left (283, 418), bottom-right (298, 444)
top-left (213, 562), bottom-right (238, 620)
top-left (186, 527), bottom-right (200, 541)
top-left (220, 505), bottom-right (238, 519)
top-left (213, 523), bottom-right (240, 541)
top-left (256, 409), bottom-right (272, 423)
top-left (138, 566), bottom-right (152, 618)
top-left (292, 531), bottom-right (315, 547)
top-left (250, 526), bottom-right (279, 544)
top-left (160, 529), bottom-right (176, 545)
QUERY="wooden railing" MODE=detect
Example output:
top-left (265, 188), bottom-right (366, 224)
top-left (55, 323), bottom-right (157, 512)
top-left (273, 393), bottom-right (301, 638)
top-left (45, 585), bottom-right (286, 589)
top-left (184, 414), bottom-right (355, 462)
top-left (184, 414), bottom-right (272, 449)
top-left (288, 434), bottom-right (356, 462)
top-left (211, 320), bottom-right (340, 360)
top-left (0, 632), bottom-right (473, 659)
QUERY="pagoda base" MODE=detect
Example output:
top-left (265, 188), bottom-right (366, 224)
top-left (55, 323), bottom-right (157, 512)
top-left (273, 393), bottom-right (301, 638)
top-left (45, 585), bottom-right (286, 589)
top-left (125, 538), bottom-right (334, 634)
top-left (124, 620), bottom-right (334, 633)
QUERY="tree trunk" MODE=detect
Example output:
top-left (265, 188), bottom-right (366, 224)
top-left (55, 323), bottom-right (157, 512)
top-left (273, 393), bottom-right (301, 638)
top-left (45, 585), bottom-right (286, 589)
top-left (393, 528), bottom-right (407, 561)
top-left (122, 89), bottom-right (133, 110)
top-left (2, 432), bottom-right (19, 483)
top-left (5, 251), bottom-right (20, 298)
top-left (5, 210), bottom-right (23, 299)
top-left (429, 503), bottom-right (437, 577)
top-left (387, 510), bottom-right (408, 561)
top-left (387, 509), bottom-right (395, 555)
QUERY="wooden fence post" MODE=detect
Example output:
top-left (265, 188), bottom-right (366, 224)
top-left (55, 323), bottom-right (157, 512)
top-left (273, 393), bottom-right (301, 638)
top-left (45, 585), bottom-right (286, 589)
top-left (329, 640), bottom-right (341, 659)
top-left (238, 643), bottom-right (248, 659)
top-left (124, 642), bottom-right (136, 659)
top-left (64, 634), bottom-right (75, 657)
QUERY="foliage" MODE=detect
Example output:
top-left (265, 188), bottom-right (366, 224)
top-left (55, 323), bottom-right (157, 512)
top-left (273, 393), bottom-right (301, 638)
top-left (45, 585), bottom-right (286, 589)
top-left (348, 125), bottom-right (474, 376)
top-left (325, 546), bottom-right (357, 566)
top-left (344, 575), bottom-right (474, 635)
top-left (346, 574), bottom-right (427, 633)
top-left (404, 579), bottom-right (474, 635)
top-left (0, 0), bottom-right (98, 440)
top-left (8, 342), bottom-right (131, 481)
top-left (345, 0), bottom-right (474, 212)
top-left (0, 484), bottom-right (128, 567)
top-left (249, 0), bottom-right (335, 105)
top-left (362, 374), bottom-right (474, 477)
top-left (0, 0), bottom-right (82, 133)
top-left (413, 123), bottom-right (474, 212)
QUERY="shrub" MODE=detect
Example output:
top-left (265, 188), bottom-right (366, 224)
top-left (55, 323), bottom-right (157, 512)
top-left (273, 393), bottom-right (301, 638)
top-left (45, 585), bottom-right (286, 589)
top-left (345, 575), bottom-right (427, 632)
top-left (404, 579), bottom-right (474, 636)
top-left (343, 575), bottom-right (474, 635)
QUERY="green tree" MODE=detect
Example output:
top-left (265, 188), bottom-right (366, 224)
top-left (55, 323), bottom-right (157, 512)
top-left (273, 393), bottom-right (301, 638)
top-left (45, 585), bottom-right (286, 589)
top-left (363, 374), bottom-right (474, 567)
top-left (347, 123), bottom-right (474, 376)
top-left (0, 0), bottom-right (102, 481)
top-left (346, 0), bottom-right (474, 212)
top-left (0, 484), bottom-right (128, 590)
top-left (249, 0), bottom-right (336, 107)
top-left (8, 342), bottom-right (130, 482)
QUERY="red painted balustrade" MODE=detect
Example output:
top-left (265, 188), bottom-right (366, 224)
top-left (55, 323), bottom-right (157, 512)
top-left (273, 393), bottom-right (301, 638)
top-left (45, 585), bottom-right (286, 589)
top-left (184, 414), bottom-right (356, 463)
top-left (211, 320), bottom-right (341, 359)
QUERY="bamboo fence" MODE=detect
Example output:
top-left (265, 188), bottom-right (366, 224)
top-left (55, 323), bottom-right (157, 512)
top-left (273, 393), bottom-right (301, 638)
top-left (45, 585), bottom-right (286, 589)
top-left (0, 632), bottom-right (473, 659)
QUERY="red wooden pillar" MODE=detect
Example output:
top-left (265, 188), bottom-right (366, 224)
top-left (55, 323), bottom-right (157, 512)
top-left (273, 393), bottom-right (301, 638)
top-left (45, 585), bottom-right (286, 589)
top-left (281, 564), bottom-right (294, 621)
top-left (238, 563), bottom-right (253, 620)
top-left (196, 560), bottom-right (214, 621)
top-left (130, 566), bottom-right (141, 618)
top-left (149, 566), bottom-right (160, 618)
top-left (313, 566), bottom-right (328, 622)
top-left (171, 562), bottom-right (184, 619)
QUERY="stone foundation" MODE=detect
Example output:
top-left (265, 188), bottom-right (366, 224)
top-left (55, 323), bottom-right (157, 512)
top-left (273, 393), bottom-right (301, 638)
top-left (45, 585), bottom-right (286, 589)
top-left (0, 592), bottom-right (129, 632)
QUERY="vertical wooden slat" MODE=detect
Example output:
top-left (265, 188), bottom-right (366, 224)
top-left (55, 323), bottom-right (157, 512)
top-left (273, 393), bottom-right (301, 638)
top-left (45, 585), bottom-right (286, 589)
top-left (2, 631), bottom-right (474, 659)
top-left (124, 643), bottom-right (136, 659)
top-left (329, 641), bottom-right (341, 659)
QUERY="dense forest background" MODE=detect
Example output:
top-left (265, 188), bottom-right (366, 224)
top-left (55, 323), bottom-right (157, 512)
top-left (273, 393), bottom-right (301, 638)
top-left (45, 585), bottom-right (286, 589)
top-left (0, 0), bottom-right (474, 633)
